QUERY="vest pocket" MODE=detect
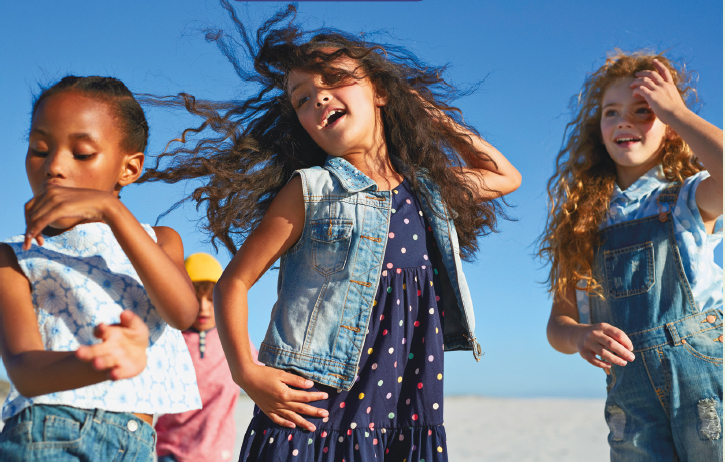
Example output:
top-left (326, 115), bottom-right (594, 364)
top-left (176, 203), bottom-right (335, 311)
top-left (604, 242), bottom-right (655, 298)
top-left (311, 219), bottom-right (353, 275)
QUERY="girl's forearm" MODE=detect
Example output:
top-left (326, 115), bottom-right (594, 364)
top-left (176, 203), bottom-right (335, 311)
top-left (101, 198), bottom-right (198, 330)
top-left (451, 125), bottom-right (522, 198)
top-left (546, 315), bottom-right (585, 355)
top-left (5, 350), bottom-right (109, 397)
top-left (213, 276), bottom-right (258, 387)
top-left (668, 108), bottom-right (723, 186)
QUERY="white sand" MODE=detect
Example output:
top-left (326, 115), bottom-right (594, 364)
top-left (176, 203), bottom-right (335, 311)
top-left (233, 395), bottom-right (611, 461)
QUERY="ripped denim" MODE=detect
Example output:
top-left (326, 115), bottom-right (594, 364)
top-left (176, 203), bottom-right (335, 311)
top-left (591, 184), bottom-right (723, 462)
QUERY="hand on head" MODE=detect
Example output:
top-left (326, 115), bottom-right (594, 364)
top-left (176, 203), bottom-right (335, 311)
top-left (630, 59), bottom-right (688, 128)
top-left (75, 310), bottom-right (149, 381)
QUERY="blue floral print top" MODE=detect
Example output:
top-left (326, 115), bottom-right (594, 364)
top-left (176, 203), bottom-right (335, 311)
top-left (2, 222), bottom-right (201, 421)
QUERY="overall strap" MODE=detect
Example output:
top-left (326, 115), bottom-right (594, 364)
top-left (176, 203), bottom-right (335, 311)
top-left (656, 182), bottom-right (682, 222)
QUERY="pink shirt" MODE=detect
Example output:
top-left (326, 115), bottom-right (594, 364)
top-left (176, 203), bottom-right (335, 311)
top-left (155, 328), bottom-right (258, 462)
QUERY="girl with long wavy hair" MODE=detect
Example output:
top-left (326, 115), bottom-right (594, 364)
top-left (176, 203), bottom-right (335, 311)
top-left (540, 51), bottom-right (722, 461)
top-left (140, 2), bottom-right (520, 460)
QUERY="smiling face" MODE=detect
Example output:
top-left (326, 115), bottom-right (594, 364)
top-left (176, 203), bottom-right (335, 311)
top-left (600, 78), bottom-right (669, 188)
top-left (287, 60), bottom-right (387, 158)
top-left (26, 91), bottom-right (134, 197)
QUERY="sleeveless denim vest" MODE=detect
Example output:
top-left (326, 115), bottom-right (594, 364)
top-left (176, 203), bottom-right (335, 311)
top-left (257, 156), bottom-right (482, 390)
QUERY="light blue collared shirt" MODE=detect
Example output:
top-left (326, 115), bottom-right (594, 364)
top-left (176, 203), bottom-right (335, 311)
top-left (577, 166), bottom-right (723, 323)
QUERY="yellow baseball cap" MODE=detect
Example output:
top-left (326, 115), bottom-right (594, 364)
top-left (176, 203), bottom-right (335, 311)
top-left (184, 253), bottom-right (223, 283)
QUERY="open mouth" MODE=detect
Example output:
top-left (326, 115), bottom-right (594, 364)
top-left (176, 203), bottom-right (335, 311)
top-left (615, 136), bottom-right (641, 145)
top-left (322, 109), bottom-right (346, 128)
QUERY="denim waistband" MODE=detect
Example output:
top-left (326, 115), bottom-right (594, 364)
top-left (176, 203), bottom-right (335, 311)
top-left (10, 404), bottom-right (155, 447)
top-left (627, 308), bottom-right (723, 352)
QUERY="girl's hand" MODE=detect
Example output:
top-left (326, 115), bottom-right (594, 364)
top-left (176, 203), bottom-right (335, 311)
top-left (76, 310), bottom-right (149, 381)
top-left (573, 323), bottom-right (635, 370)
top-left (241, 364), bottom-right (329, 432)
top-left (630, 59), bottom-right (688, 126)
top-left (23, 185), bottom-right (114, 250)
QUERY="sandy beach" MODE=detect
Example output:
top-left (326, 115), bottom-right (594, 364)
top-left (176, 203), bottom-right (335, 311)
top-left (232, 395), bottom-right (611, 461)
top-left (0, 382), bottom-right (610, 461)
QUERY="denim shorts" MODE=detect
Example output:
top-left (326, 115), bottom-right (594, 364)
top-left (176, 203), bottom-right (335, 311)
top-left (0, 404), bottom-right (156, 461)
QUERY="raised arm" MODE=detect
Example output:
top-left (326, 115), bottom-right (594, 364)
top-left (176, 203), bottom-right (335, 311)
top-left (426, 102), bottom-right (521, 199)
top-left (0, 244), bottom-right (148, 397)
top-left (214, 176), bottom-right (328, 432)
top-left (632, 59), bottom-right (723, 228)
top-left (455, 127), bottom-right (522, 200)
top-left (23, 186), bottom-right (198, 330)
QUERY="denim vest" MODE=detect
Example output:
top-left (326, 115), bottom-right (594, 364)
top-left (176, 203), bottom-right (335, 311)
top-left (257, 156), bottom-right (481, 390)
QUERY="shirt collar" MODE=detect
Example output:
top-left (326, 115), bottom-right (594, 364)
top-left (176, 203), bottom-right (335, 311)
top-left (324, 155), bottom-right (379, 192)
top-left (611, 165), bottom-right (666, 205)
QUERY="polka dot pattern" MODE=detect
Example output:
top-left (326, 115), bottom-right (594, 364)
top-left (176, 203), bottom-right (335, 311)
top-left (239, 179), bottom-right (447, 461)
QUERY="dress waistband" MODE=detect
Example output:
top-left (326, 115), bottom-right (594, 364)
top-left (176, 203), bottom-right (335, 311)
top-left (627, 308), bottom-right (723, 352)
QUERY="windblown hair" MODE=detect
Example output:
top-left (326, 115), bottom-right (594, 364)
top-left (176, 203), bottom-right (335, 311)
top-left (33, 75), bottom-right (149, 154)
top-left (139, 1), bottom-right (506, 256)
top-left (538, 50), bottom-right (702, 300)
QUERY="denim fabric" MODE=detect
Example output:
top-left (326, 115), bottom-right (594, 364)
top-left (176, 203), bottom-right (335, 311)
top-left (0, 404), bottom-right (155, 462)
top-left (590, 184), bottom-right (723, 461)
top-left (157, 455), bottom-right (178, 462)
top-left (258, 156), bottom-right (481, 390)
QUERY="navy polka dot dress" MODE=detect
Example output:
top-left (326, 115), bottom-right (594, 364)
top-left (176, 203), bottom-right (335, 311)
top-left (240, 180), bottom-right (448, 461)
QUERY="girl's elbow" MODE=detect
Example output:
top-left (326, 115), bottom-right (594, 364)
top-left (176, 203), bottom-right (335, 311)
top-left (171, 303), bottom-right (199, 331)
top-left (6, 363), bottom-right (40, 398)
top-left (507, 169), bottom-right (522, 194)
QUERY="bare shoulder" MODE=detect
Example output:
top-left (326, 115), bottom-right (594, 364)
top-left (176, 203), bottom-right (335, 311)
top-left (151, 226), bottom-right (184, 258)
top-left (151, 226), bottom-right (182, 246)
top-left (274, 175), bottom-right (304, 208)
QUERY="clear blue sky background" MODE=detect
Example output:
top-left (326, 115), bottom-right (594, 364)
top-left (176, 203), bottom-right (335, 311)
top-left (0, 1), bottom-right (721, 398)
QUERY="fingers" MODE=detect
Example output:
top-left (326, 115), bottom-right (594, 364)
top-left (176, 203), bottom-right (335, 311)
top-left (93, 323), bottom-right (109, 340)
top-left (119, 310), bottom-right (150, 339)
top-left (275, 408), bottom-right (317, 431)
top-left (75, 343), bottom-right (116, 370)
top-left (606, 325), bottom-right (634, 352)
top-left (284, 387), bottom-right (329, 404)
top-left (280, 372), bottom-right (315, 389)
top-left (652, 59), bottom-right (673, 82)
top-left (287, 402), bottom-right (329, 419)
top-left (579, 323), bottom-right (636, 370)
top-left (266, 411), bottom-right (301, 430)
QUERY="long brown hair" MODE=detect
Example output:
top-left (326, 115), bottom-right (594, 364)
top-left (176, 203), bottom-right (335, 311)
top-left (139, 1), bottom-right (508, 257)
top-left (538, 50), bottom-right (702, 300)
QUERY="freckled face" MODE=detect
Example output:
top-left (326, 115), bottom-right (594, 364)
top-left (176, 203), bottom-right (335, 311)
top-left (287, 62), bottom-right (386, 157)
top-left (600, 78), bottom-right (669, 180)
top-left (26, 91), bottom-right (128, 197)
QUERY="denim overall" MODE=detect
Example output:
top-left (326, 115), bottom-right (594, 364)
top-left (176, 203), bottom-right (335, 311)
top-left (590, 184), bottom-right (723, 461)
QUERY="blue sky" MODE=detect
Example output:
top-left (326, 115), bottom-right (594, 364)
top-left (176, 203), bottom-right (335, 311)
top-left (0, 0), bottom-right (721, 398)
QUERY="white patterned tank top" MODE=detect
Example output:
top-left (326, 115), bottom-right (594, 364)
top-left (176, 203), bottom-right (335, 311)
top-left (2, 222), bottom-right (201, 421)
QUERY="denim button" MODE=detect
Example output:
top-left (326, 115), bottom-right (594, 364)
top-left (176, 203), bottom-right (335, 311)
top-left (127, 420), bottom-right (139, 432)
top-left (706, 315), bottom-right (716, 323)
